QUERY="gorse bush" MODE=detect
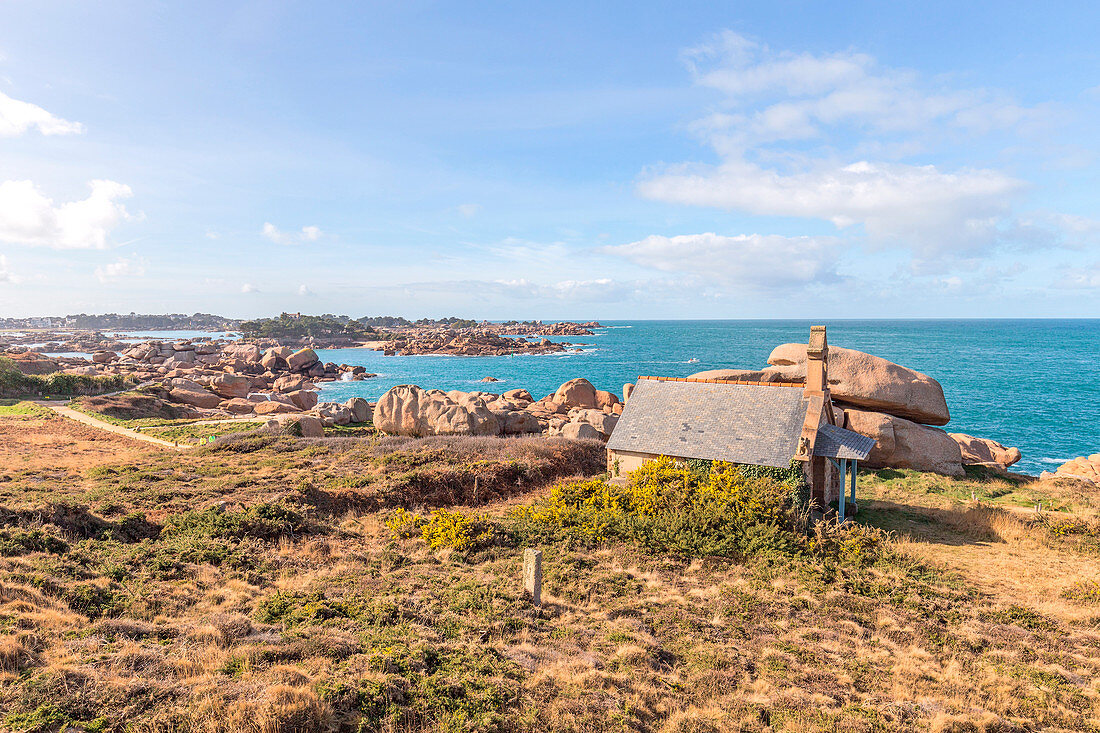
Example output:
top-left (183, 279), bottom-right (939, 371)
top-left (515, 456), bottom-right (886, 565)
top-left (808, 520), bottom-right (889, 568)
top-left (386, 508), bottom-right (495, 552)
top-left (515, 456), bottom-right (810, 560)
top-left (1062, 580), bottom-right (1100, 605)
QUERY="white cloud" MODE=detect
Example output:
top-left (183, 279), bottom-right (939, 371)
top-left (605, 232), bottom-right (842, 288)
top-left (639, 160), bottom-right (1022, 258)
top-left (0, 255), bottom-right (20, 284)
top-left (366, 277), bottom-right (655, 304)
top-left (1060, 263), bottom-right (1100, 290)
top-left (457, 203), bottom-right (481, 218)
top-left (0, 179), bottom-right (133, 249)
top-left (683, 30), bottom-right (1050, 148)
top-left (640, 30), bottom-right (1060, 267)
top-left (204, 230), bottom-right (220, 239)
top-left (94, 256), bottom-right (147, 284)
top-left (297, 284), bottom-right (312, 296)
top-left (262, 222), bottom-right (323, 245)
top-left (241, 283), bottom-right (258, 293)
top-left (0, 90), bottom-right (84, 137)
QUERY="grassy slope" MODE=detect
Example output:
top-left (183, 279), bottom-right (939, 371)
top-left (1, 413), bottom-right (1099, 732)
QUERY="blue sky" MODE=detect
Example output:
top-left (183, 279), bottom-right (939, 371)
top-left (0, 0), bottom-right (1098, 319)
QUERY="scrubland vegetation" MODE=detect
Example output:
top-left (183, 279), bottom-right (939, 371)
top-left (0, 358), bottom-right (136, 400)
top-left (1, 407), bottom-right (1099, 731)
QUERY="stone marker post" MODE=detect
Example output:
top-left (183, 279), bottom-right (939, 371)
top-left (523, 548), bottom-right (542, 606)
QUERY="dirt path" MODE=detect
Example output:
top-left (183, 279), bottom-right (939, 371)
top-left (36, 402), bottom-right (191, 451)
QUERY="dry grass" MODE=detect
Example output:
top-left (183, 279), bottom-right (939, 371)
top-left (2, 414), bottom-right (1100, 731)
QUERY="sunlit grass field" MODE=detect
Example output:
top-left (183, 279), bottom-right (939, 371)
top-left (1, 408), bottom-right (1098, 732)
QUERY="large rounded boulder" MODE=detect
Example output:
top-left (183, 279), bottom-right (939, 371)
top-left (844, 408), bottom-right (963, 476)
top-left (287, 348), bottom-right (320, 372)
top-left (768, 344), bottom-right (950, 425)
top-left (553, 378), bottom-right (598, 409)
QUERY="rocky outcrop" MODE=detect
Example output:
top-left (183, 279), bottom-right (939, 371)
top-left (285, 389), bottom-right (319, 411)
top-left (1046, 454), bottom-right (1100, 485)
top-left (261, 347), bottom-right (289, 371)
top-left (255, 401), bottom-right (301, 415)
top-left (7, 352), bottom-right (60, 375)
top-left (287, 348), bottom-right (319, 372)
top-left (688, 345), bottom-right (951, 426)
top-left (686, 341), bottom-right (1018, 476)
top-left (844, 408), bottom-right (963, 477)
top-left (269, 413), bottom-right (324, 437)
top-left (345, 397), bottom-right (371, 423)
top-left (373, 385), bottom-right (501, 437)
top-left (222, 343), bottom-right (261, 363)
top-left (207, 373), bottom-right (251, 400)
top-left (220, 398), bottom-right (256, 415)
top-left (79, 392), bottom-right (201, 420)
top-left (496, 321), bottom-right (601, 336)
top-left (371, 378), bottom-right (623, 439)
top-left (950, 434), bottom-right (1022, 471)
top-left (686, 368), bottom-right (791, 383)
top-left (378, 331), bottom-right (572, 357)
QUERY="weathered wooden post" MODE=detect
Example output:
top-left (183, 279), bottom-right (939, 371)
top-left (523, 548), bottom-right (542, 606)
top-left (838, 458), bottom-right (847, 522)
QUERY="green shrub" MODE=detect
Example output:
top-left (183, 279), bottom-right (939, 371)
top-left (420, 509), bottom-right (493, 552)
top-left (64, 583), bottom-right (122, 619)
top-left (385, 507), bottom-right (425, 538)
top-left (0, 528), bottom-right (69, 557)
top-left (256, 589), bottom-right (360, 626)
top-left (0, 356), bottom-right (135, 398)
top-left (808, 521), bottom-right (889, 567)
top-left (161, 502), bottom-right (305, 541)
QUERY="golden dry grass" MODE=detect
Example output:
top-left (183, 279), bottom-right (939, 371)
top-left (2, 415), bottom-right (1100, 731)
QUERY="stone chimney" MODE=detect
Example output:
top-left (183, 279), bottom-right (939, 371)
top-left (804, 325), bottom-right (828, 396)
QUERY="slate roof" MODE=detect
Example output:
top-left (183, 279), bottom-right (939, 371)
top-left (606, 377), bottom-right (810, 467)
top-left (813, 423), bottom-right (875, 461)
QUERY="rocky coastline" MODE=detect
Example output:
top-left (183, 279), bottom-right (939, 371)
top-left (372, 331), bottom-right (577, 357)
top-left (0, 318), bottom-right (602, 358)
top-left (687, 342), bottom-right (1021, 477)
top-left (1, 327), bottom-right (1041, 477)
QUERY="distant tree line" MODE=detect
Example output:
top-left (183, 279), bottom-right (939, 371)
top-left (239, 313), bottom-right (378, 340)
top-left (0, 313), bottom-right (242, 330)
top-left (356, 315), bottom-right (480, 329)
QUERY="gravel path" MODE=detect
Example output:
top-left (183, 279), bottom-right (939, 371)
top-left (36, 402), bottom-right (191, 451)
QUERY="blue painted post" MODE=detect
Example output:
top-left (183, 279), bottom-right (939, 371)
top-left (849, 460), bottom-right (858, 512)
top-left (838, 458), bottom-right (847, 523)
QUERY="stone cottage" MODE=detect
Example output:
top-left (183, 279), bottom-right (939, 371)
top-left (606, 326), bottom-right (874, 518)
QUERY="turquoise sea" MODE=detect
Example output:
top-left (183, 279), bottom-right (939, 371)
top-left (313, 320), bottom-right (1100, 477)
